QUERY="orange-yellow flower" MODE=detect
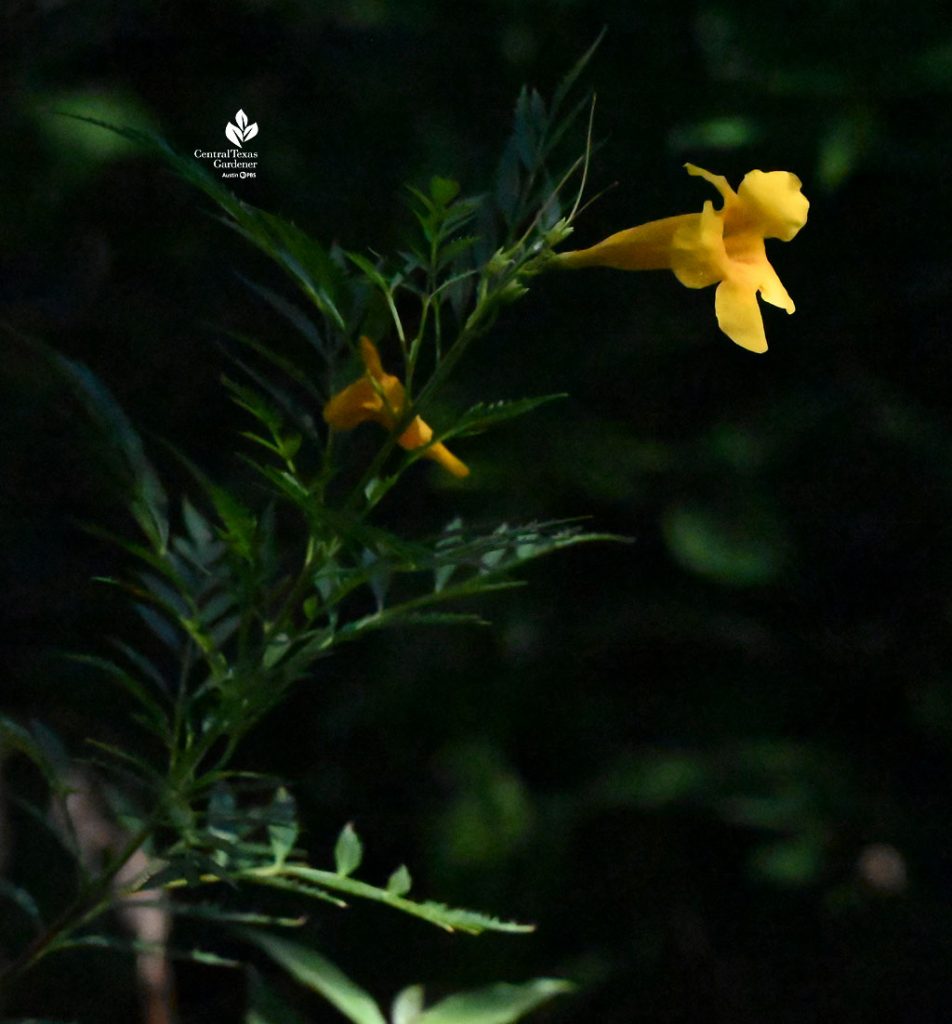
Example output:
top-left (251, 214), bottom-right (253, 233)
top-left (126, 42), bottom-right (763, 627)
top-left (323, 337), bottom-right (469, 478)
top-left (556, 164), bottom-right (809, 353)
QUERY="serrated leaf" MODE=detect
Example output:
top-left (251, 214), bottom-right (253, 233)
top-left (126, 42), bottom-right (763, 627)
top-left (241, 931), bottom-right (387, 1024)
top-left (239, 283), bottom-right (328, 367)
top-left (418, 980), bottom-right (574, 1024)
top-left (386, 864), bottom-right (412, 896)
top-left (247, 874), bottom-right (348, 908)
top-left (550, 29), bottom-right (604, 119)
top-left (443, 395), bottom-right (566, 440)
top-left (334, 823), bottom-right (363, 877)
top-left (437, 235), bottom-right (479, 271)
top-left (276, 865), bottom-right (534, 935)
top-left (41, 346), bottom-right (168, 549)
top-left (224, 375), bottom-right (284, 436)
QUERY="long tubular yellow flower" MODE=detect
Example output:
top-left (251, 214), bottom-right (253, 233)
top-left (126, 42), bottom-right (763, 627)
top-left (323, 337), bottom-right (470, 478)
top-left (556, 163), bottom-right (809, 353)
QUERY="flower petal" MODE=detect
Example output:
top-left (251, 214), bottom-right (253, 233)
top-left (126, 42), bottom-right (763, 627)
top-left (555, 214), bottom-right (696, 271)
top-left (398, 416), bottom-right (469, 478)
top-left (670, 202), bottom-right (728, 289)
top-left (359, 336), bottom-right (387, 380)
top-left (756, 259), bottom-right (795, 313)
top-left (684, 163), bottom-right (737, 205)
top-left (737, 170), bottom-right (809, 241)
top-left (323, 378), bottom-right (383, 429)
top-left (397, 415), bottom-right (432, 449)
top-left (714, 277), bottom-right (768, 353)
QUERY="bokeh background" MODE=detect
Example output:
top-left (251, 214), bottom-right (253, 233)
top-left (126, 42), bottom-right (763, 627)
top-left (3, 0), bottom-right (952, 1021)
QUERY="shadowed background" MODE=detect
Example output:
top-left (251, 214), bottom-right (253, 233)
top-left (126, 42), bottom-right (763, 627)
top-left (3, 0), bottom-right (952, 1021)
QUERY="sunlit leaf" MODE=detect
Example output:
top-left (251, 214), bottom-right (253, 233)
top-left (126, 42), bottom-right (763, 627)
top-left (241, 931), bottom-right (387, 1024)
top-left (418, 979), bottom-right (574, 1024)
top-left (333, 823), bottom-right (363, 877)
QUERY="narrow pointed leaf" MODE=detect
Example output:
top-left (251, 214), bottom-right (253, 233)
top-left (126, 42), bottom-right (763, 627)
top-left (418, 980), bottom-right (574, 1024)
top-left (241, 931), bottom-right (387, 1024)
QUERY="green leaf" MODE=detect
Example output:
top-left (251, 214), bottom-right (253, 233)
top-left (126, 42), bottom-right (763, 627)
top-left (513, 87), bottom-right (538, 170)
top-left (418, 980), bottom-right (574, 1024)
top-left (495, 137), bottom-right (522, 222)
top-left (39, 345), bottom-right (168, 549)
top-left (85, 739), bottom-right (164, 786)
top-left (246, 970), bottom-right (310, 1024)
top-left (0, 878), bottom-right (43, 930)
top-left (241, 931), bottom-right (387, 1024)
top-left (346, 251), bottom-right (396, 296)
top-left (171, 449), bottom-right (259, 563)
top-left (430, 176), bottom-right (461, 206)
top-left (246, 874), bottom-right (347, 909)
top-left (157, 903), bottom-right (305, 929)
top-left (392, 986), bottom-right (425, 1024)
top-left (662, 503), bottom-right (785, 587)
top-left (58, 933), bottom-right (241, 968)
top-left (268, 788), bottom-right (299, 866)
top-left (276, 865), bottom-right (534, 935)
top-left (333, 823), bottom-right (363, 877)
top-left (224, 376), bottom-right (283, 437)
top-left (386, 864), bottom-right (412, 897)
top-left (550, 29), bottom-right (604, 119)
top-left (442, 395), bottom-right (566, 440)
top-left (68, 654), bottom-right (170, 738)
top-left (58, 117), bottom-right (351, 328)
top-left (208, 783), bottom-right (239, 841)
top-left (230, 207), bottom-right (350, 328)
top-left (0, 716), bottom-right (69, 795)
top-left (110, 639), bottom-right (169, 693)
top-left (237, 276), bottom-right (329, 363)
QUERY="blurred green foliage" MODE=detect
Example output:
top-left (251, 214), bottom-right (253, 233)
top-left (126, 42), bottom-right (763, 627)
top-left (3, 0), bottom-right (952, 1021)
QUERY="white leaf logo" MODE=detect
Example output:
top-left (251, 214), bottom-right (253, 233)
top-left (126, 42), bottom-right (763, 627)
top-left (225, 109), bottom-right (259, 148)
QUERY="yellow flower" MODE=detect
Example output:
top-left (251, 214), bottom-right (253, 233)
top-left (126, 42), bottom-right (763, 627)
top-left (556, 164), bottom-right (809, 353)
top-left (323, 337), bottom-right (470, 478)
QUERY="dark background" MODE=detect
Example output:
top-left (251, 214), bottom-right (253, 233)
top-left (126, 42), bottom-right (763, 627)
top-left (3, 0), bottom-right (952, 1021)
